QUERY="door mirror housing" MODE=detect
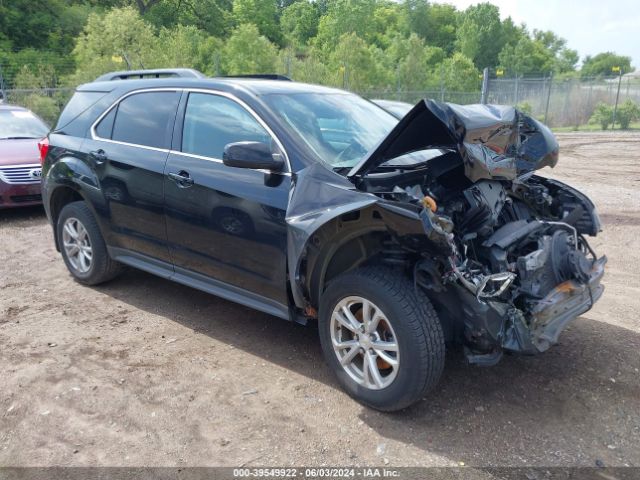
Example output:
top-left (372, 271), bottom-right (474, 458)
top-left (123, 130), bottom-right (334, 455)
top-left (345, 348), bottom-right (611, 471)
top-left (222, 141), bottom-right (284, 171)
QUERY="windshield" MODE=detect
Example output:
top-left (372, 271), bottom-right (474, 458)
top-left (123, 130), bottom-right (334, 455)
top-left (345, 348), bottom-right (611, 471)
top-left (373, 100), bottom-right (413, 119)
top-left (263, 93), bottom-right (398, 168)
top-left (0, 109), bottom-right (49, 140)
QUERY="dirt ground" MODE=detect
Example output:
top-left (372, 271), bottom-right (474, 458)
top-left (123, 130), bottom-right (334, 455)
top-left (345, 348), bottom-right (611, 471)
top-left (1, 132), bottom-right (639, 468)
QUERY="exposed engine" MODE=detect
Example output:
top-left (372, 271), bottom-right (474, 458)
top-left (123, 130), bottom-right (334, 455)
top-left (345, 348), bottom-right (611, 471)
top-left (370, 158), bottom-right (606, 360)
top-left (434, 178), bottom-right (597, 301)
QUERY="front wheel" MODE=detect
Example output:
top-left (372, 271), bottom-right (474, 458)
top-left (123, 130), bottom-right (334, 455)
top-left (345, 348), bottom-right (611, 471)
top-left (319, 266), bottom-right (445, 411)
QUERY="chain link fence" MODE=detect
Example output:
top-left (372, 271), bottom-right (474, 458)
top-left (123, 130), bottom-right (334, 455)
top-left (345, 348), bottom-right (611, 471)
top-left (357, 89), bottom-right (481, 106)
top-left (361, 76), bottom-right (640, 129)
top-left (484, 76), bottom-right (640, 128)
top-left (2, 74), bottom-right (639, 130)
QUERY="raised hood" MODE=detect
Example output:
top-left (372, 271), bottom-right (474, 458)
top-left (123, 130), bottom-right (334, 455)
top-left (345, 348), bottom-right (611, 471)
top-left (348, 99), bottom-right (559, 182)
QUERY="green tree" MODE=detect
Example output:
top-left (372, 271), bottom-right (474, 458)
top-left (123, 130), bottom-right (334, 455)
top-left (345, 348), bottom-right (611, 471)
top-left (314, 0), bottom-right (377, 55)
top-left (135, 0), bottom-right (162, 14)
top-left (0, 48), bottom-right (75, 88)
top-left (455, 3), bottom-right (504, 69)
top-left (581, 52), bottom-right (633, 78)
top-left (533, 29), bottom-right (577, 73)
top-left (440, 53), bottom-right (480, 91)
top-left (424, 3), bottom-right (458, 55)
top-left (389, 34), bottom-right (444, 91)
top-left (498, 36), bottom-right (555, 75)
top-left (157, 25), bottom-right (222, 75)
top-left (371, 2), bottom-right (404, 49)
top-left (142, 0), bottom-right (233, 37)
top-left (497, 28), bottom-right (577, 75)
top-left (532, 30), bottom-right (566, 55)
top-left (280, 1), bottom-right (320, 47)
top-left (500, 17), bottom-right (526, 49)
top-left (11, 65), bottom-right (60, 124)
top-left (0, 0), bottom-right (92, 53)
top-left (232, 0), bottom-right (281, 44)
top-left (556, 48), bottom-right (579, 73)
top-left (288, 52), bottom-right (330, 85)
top-left (71, 6), bottom-right (158, 83)
top-left (328, 33), bottom-right (384, 91)
top-left (222, 23), bottom-right (278, 74)
top-left (402, 0), bottom-right (429, 39)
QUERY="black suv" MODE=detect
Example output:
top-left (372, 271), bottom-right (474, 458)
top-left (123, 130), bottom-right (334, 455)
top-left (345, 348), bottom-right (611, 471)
top-left (42, 69), bottom-right (606, 411)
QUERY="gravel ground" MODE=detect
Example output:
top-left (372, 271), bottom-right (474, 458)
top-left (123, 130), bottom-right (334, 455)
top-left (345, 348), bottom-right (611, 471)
top-left (1, 132), bottom-right (639, 468)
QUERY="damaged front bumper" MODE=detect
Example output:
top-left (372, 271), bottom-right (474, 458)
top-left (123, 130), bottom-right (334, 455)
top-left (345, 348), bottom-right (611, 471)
top-left (459, 255), bottom-right (606, 363)
top-left (527, 255), bottom-right (606, 351)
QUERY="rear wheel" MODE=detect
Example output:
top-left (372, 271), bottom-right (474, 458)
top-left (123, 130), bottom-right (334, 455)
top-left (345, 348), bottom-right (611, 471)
top-left (57, 201), bottom-right (122, 285)
top-left (319, 266), bottom-right (445, 411)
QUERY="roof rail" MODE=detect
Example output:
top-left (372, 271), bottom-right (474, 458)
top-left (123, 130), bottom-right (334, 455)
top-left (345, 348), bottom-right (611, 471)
top-left (94, 68), bottom-right (206, 82)
top-left (220, 74), bottom-right (292, 81)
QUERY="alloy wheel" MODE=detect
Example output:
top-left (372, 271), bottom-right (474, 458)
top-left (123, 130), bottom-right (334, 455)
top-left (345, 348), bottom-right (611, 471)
top-left (62, 217), bottom-right (93, 273)
top-left (330, 296), bottom-right (399, 390)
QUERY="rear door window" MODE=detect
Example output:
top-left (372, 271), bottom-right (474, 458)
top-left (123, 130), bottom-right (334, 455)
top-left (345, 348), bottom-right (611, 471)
top-left (101, 91), bottom-right (180, 149)
top-left (181, 92), bottom-right (271, 159)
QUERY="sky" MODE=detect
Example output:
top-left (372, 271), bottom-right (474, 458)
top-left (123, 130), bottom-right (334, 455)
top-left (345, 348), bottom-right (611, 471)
top-left (443, 0), bottom-right (640, 68)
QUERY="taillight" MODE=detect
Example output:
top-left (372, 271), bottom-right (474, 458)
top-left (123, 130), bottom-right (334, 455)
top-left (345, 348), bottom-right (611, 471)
top-left (38, 137), bottom-right (50, 165)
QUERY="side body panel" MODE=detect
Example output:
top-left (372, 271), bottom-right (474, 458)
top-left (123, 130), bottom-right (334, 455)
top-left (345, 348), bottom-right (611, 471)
top-left (81, 136), bottom-right (171, 262)
top-left (164, 152), bottom-right (291, 305)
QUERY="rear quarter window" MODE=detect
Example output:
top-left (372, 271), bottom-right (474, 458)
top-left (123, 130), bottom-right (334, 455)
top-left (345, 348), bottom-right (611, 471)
top-left (95, 107), bottom-right (116, 139)
top-left (56, 91), bottom-right (109, 130)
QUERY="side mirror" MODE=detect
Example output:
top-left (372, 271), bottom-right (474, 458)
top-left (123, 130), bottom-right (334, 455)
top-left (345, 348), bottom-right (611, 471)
top-left (222, 141), bottom-right (284, 171)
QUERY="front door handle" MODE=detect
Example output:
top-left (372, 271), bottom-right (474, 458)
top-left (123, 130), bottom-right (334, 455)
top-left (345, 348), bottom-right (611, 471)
top-left (168, 170), bottom-right (194, 188)
top-left (89, 149), bottom-right (107, 166)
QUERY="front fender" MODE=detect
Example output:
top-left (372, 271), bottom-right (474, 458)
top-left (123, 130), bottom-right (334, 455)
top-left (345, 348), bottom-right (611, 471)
top-left (286, 164), bottom-right (378, 308)
top-left (532, 175), bottom-right (602, 236)
top-left (285, 163), bottom-right (437, 309)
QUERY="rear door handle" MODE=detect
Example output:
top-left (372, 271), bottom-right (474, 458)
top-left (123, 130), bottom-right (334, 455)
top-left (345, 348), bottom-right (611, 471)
top-left (89, 149), bottom-right (108, 166)
top-left (168, 171), bottom-right (194, 188)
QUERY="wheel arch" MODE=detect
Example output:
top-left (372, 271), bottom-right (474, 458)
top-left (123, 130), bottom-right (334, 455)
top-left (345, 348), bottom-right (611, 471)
top-left (300, 203), bottom-right (427, 311)
top-left (45, 156), bottom-right (103, 251)
top-left (48, 186), bottom-right (86, 251)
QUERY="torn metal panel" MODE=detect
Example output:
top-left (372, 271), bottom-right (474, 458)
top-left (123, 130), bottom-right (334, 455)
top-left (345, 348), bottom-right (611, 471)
top-left (348, 99), bottom-right (559, 183)
top-left (285, 163), bottom-right (378, 308)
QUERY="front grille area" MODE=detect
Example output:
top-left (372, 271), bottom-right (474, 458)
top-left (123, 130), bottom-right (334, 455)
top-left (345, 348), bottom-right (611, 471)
top-left (0, 164), bottom-right (42, 185)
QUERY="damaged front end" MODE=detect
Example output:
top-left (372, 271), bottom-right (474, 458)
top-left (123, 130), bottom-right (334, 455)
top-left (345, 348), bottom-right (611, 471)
top-left (386, 176), bottom-right (606, 362)
top-left (338, 99), bottom-right (607, 363)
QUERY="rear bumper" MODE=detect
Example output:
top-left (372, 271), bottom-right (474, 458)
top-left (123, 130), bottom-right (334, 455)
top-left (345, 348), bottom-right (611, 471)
top-left (0, 180), bottom-right (42, 209)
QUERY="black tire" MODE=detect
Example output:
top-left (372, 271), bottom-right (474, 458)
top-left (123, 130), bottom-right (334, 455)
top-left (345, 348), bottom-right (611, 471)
top-left (56, 201), bottom-right (122, 285)
top-left (319, 266), bottom-right (445, 412)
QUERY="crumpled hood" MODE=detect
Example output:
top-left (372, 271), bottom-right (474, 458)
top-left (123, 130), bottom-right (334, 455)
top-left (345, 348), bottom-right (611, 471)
top-left (348, 99), bottom-right (559, 182)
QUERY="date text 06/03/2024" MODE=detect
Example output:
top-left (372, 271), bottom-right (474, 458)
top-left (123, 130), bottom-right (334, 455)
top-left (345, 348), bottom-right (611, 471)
top-left (232, 467), bottom-right (401, 478)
